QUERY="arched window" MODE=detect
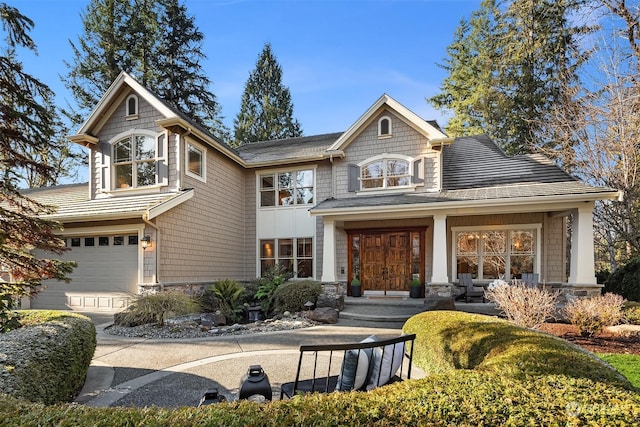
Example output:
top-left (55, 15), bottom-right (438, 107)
top-left (378, 116), bottom-right (392, 137)
top-left (360, 155), bottom-right (411, 190)
top-left (113, 133), bottom-right (156, 188)
top-left (126, 94), bottom-right (138, 117)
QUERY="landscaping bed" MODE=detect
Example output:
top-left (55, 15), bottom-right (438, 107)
top-left (540, 322), bottom-right (640, 355)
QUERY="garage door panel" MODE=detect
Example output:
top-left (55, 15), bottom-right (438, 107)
top-left (32, 234), bottom-right (139, 311)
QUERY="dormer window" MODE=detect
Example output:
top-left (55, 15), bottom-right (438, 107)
top-left (125, 94), bottom-right (138, 119)
top-left (348, 154), bottom-right (423, 193)
top-left (361, 157), bottom-right (410, 189)
top-left (378, 116), bottom-right (392, 137)
top-left (113, 134), bottom-right (156, 188)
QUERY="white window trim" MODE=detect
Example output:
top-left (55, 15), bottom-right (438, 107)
top-left (451, 223), bottom-right (542, 282)
top-left (125, 94), bottom-right (139, 120)
top-left (357, 153), bottom-right (415, 193)
top-left (184, 138), bottom-right (207, 182)
top-left (109, 129), bottom-right (160, 192)
top-left (257, 166), bottom-right (316, 209)
top-left (258, 237), bottom-right (314, 279)
top-left (377, 115), bottom-right (392, 138)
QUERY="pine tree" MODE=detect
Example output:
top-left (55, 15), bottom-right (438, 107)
top-left (63, 0), bottom-right (229, 140)
top-left (430, 0), bottom-right (590, 155)
top-left (234, 43), bottom-right (302, 145)
top-left (0, 3), bottom-right (75, 331)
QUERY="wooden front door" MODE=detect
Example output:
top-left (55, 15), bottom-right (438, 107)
top-left (359, 231), bottom-right (412, 294)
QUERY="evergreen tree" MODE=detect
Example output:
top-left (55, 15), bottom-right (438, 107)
top-left (430, 0), bottom-right (590, 155)
top-left (0, 3), bottom-right (75, 331)
top-left (234, 43), bottom-right (302, 145)
top-left (63, 0), bottom-right (229, 141)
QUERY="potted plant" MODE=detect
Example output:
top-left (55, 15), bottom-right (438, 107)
top-left (350, 278), bottom-right (361, 297)
top-left (410, 278), bottom-right (422, 299)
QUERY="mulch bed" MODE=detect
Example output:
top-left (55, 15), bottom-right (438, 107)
top-left (539, 323), bottom-right (640, 355)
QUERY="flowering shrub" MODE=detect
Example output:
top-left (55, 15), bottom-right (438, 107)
top-left (564, 293), bottom-right (626, 337)
top-left (484, 284), bottom-right (559, 329)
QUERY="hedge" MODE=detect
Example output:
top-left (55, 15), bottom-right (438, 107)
top-left (0, 310), bottom-right (96, 404)
top-left (0, 371), bottom-right (639, 426)
top-left (1, 310), bottom-right (639, 425)
top-left (402, 310), bottom-right (631, 388)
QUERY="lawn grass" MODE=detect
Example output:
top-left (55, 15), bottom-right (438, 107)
top-left (599, 353), bottom-right (640, 390)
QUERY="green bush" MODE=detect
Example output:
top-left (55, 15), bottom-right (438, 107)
top-left (402, 310), bottom-right (630, 387)
top-left (1, 371), bottom-right (639, 426)
top-left (273, 280), bottom-right (323, 314)
top-left (255, 264), bottom-right (291, 315)
top-left (0, 310), bottom-right (96, 404)
top-left (207, 280), bottom-right (244, 323)
top-left (115, 292), bottom-right (200, 326)
top-left (604, 258), bottom-right (640, 302)
top-left (565, 293), bottom-right (626, 337)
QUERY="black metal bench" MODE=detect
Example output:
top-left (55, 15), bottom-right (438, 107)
top-left (280, 334), bottom-right (416, 399)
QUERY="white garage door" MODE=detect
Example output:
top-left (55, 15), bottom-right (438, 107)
top-left (32, 234), bottom-right (139, 311)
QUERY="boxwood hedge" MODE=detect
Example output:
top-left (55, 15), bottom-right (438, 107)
top-left (0, 310), bottom-right (96, 404)
top-left (1, 310), bottom-right (639, 425)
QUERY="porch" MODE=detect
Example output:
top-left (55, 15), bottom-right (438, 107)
top-left (339, 296), bottom-right (500, 323)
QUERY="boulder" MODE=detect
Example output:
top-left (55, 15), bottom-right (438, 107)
top-left (305, 307), bottom-right (339, 324)
top-left (316, 294), bottom-right (345, 311)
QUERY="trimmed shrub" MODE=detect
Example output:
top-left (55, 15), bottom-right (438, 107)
top-left (604, 258), bottom-right (640, 302)
top-left (402, 310), bottom-right (630, 387)
top-left (484, 283), bottom-right (559, 329)
top-left (565, 293), bottom-right (626, 337)
top-left (273, 280), bottom-right (323, 314)
top-left (115, 292), bottom-right (200, 327)
top-left (0, 310), bottom-right (96, 404)
top-left (1, 371), bottom-right (639, 425)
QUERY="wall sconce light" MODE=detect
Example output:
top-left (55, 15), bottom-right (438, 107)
top-left (141, 235), bottom-right (151, 250)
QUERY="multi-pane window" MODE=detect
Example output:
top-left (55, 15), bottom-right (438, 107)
top-left (186, 141), bottom-right (205, 180)
top-left (456, 229), bottom-right (535, 280)
top-left (113, 135), bottom-right (156, 188)
top-left (361, 158), bottom-right (410, 190)
top-left (260, 170), bottom-right (314, 207)
top-left (259, 238), bottom-right (313, 278)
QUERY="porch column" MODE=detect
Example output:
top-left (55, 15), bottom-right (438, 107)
top-left (431, 214), bottom-right (449, 283)
top-left (321, 219), bottom-right (337, 282)
top-left (568, 204), bottom-right (597, 285)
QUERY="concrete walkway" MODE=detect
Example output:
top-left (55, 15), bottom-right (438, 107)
top-left (76, 298), bottom-right (498, 408)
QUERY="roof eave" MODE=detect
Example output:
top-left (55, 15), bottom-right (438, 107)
top-left (146, 189), bottom-right (194, 220)
top-left (310, 190), bottom-right (621, 217)
top-left (156, 117), bottom-right (245, 166)
top-left (243, 150), bottom-right (345, 168)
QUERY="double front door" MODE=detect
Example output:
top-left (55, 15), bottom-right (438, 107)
top-left (348, 229), bottom-right (425, 295)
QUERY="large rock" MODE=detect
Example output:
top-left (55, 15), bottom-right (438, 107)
top-left (305, 307), bottom-right (339, 324)
top-left (423, 297), bottom-right (456, 311)
top-left (316, 294), bottom-right (345, 311)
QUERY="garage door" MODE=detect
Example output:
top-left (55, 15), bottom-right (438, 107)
top-left (32, 234), bottom-right (139, 311)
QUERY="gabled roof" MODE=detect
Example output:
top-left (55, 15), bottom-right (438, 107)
top-left (22, 184), bottom-right (193, 222)
top-left (442, 135), bottom-right (574, 190)
top-left (328, 94), bottom-right (451, 151)
top-left (235, 132), bottom-right (344, 167)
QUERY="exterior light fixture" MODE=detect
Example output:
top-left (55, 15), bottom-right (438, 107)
top-left (140, 235), bottom-right (151, 250)
top-left (239, 365), bottom-right (272, 402)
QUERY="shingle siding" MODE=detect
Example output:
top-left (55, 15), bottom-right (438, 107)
top-left (156, 147), bottom-right (247, 282)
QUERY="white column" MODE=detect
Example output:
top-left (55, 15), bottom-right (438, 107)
top-left (430, 214), bottom-right (450, 283)
top-left (568, 204), bottom-right (597, 285)
top-left (321, 219), bottom-right (337, 282)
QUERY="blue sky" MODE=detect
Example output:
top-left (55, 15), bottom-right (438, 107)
top-left (14, 0), bottom-right (480, 136)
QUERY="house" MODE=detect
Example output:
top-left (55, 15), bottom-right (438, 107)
top-left (23, 72), bottom-right (619, 311)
